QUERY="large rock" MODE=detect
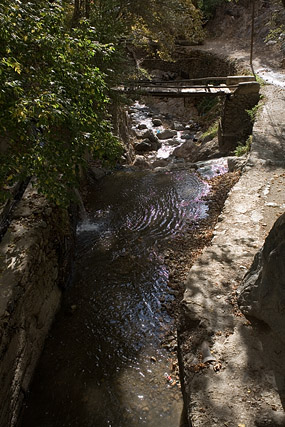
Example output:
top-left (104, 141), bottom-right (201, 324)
top-left (172, 140), bottom-right (196, 159)
top-left (238, 213), bottom-right (285, 343)
top-left (137, 129), bottom-right (161, 150)
top-left (172, 137), bottom-right (219, 162)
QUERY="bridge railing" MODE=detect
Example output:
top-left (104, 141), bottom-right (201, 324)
top-left (113, 76), bottom-right (256, 97)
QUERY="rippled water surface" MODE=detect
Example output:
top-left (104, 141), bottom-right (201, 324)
top-left (21, 169), bottom-right (209, 427)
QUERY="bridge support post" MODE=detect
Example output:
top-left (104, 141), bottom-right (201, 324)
top-left (218, 81), bottom-right (260, 154)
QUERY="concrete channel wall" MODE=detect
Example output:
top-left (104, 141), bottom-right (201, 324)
top-left (0, 185), bottom-right (75, 427)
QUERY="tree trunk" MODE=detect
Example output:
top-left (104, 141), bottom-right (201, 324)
top-left (72, 0), bottom-right (81, 25)
top-left (85, 0), bottom-right (90, 18)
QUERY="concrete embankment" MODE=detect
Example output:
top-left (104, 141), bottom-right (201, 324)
top-left (0, 184), bottom-right (75, 427)
top-left (179, 83), bottom-right (285, 426)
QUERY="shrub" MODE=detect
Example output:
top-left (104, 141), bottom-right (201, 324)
top-left (234, 135), bottom-right (252, 156)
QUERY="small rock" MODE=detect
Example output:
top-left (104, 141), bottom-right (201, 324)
top-left (157, 129), bottom-right (177, 140)
top-left (171, 121), bottom-right (185, 131)
top-left (152, 118), bottom-right (163, 126)
top-left (152, 159), bottom-right (168, 168)
top-left (185, 120), bottom-right (195, 129)
top-left (181, 133), bottom-right (193, 140)
top-left (134, 139), bottom-right (152, 153)
top-left (227, 156), bottom-right (247, 171)
top-left (153, 166), bottom-right (169, 173)
top-left (90, 166), bottom-right (107, 180)
top-left (133, 156), bottom-right (151, 169)
top-left (194, 131), bottom-right (203, 140)
top-left (137, 123), bottom-right (148, 130)
top-left (168, 138), bottom-right (181, 146)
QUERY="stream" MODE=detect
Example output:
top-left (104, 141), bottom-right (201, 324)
top-left (20, 101), bottom-right (223, 427)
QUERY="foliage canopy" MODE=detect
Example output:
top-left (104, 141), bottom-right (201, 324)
top-left (0, 0), bottom-right (122, 205)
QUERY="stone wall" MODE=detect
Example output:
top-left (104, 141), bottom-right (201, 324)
top-left (0, 184), bottom-right (75, 427)
top-left (218, 81), bottom-right (260, 153)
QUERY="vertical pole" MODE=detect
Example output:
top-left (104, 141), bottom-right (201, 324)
top-left (85, 0), bottom-right (90, 19)
top-left (250, 0), bottom-right (255, 77)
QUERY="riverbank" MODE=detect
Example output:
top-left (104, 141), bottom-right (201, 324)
top-left (178, 80), bottom-right (285, 425)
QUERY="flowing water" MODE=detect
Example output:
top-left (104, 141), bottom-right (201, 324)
top-left (21, 168), bottom-right (210, 427)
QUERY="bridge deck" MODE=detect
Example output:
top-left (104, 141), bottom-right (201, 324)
top-left (115, 85), bottom-right (233, 97)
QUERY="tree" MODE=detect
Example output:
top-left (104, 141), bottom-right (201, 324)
top-left (72, 0), bottom-right (204, 59)
top-left (0, 0), bottom-right (122, 205)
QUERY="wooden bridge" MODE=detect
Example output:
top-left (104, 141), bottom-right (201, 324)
top-left (114, 75), bottom-right (256, 98)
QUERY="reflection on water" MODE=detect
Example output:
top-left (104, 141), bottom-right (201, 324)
top-left (21, 170), bottom-right (209, 427)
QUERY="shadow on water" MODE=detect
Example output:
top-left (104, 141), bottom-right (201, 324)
top-left (21, 170), bottom-right (208, 427)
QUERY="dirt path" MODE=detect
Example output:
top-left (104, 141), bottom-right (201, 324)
top-left (178, 45), bottom-right (285, 426)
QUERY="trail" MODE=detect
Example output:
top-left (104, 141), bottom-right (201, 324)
top-left (179, 39), bottom-right (285, 427)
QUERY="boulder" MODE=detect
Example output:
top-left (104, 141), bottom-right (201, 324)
top-left (140, 129), bottom-right (157, 143)
top-left (136, 129), bottom-right (161, 150)
top-left (134, 139), bottom-right (152, 153)
top-left (238, 213), bottom-right (285, 343)
top-left (172, 140), bottom-right (196, 159)
top-left (157, 129), bottom-right (177, 140)
top-left (172, 137), bottom-right (219, 162)
top-left (196, 137), bottom-right (220, 160)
